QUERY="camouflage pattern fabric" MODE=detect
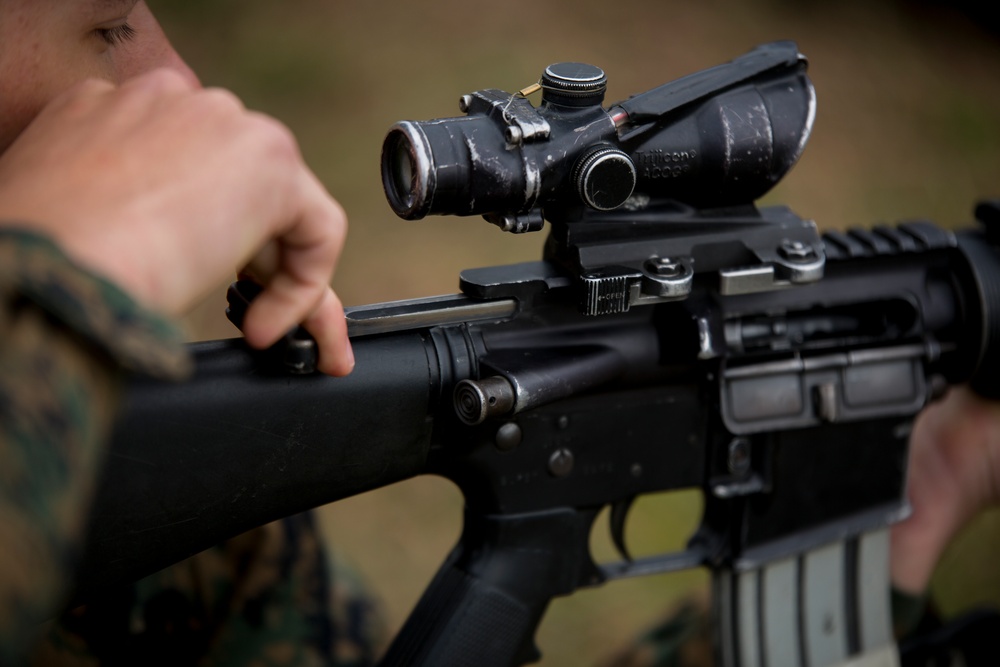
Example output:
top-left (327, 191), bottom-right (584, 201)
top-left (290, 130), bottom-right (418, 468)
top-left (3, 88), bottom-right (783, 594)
top-left (0, 228), bottom-right (382, 666)
top-left (28, 513), bottom-right (384, 667)
top-left (0, 229), bottom-right (191, 379)
top-left (0, 228), bottom-right (189, 666)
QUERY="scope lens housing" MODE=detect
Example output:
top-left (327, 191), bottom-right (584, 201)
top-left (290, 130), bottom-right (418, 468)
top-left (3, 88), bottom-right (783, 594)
top-left (381, 122), bottom-right (435, 219)
top-left (381, 114), bottom-right (535, 221)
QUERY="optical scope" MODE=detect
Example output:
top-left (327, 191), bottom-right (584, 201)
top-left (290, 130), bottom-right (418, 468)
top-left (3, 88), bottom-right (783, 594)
top-left (381, 41), bottom-right (815, 231)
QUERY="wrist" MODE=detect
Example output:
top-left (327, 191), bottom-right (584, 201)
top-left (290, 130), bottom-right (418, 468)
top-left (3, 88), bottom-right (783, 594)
top-left (0, 225), bottom-right (191, 379)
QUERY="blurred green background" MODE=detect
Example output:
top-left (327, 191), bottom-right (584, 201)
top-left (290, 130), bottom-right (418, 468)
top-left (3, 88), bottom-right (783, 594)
top-left (150, 0), bottom-right (1000, 663)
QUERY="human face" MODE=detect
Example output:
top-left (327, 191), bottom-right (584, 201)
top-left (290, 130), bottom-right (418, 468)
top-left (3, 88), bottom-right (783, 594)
top-left (0, 0), bottom-right (198, 152)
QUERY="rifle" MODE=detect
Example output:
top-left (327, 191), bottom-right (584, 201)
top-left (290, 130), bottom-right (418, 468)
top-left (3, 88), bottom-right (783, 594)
top-left (77, 42), bottom-right (1000, 666)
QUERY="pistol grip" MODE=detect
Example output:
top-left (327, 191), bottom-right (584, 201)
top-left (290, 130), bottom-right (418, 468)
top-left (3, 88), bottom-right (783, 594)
top-left (380, 508), bottom-right (600, 667)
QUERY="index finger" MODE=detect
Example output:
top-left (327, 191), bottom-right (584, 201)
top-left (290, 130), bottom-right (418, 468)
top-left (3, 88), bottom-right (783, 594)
top-left (241, 167), bottom-right (352, 375)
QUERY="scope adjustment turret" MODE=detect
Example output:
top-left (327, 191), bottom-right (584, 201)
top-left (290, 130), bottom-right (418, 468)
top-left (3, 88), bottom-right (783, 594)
top-left (574, 147), bottom-right (637, 211)
top-left (541, 62), bottom-right (607, 107)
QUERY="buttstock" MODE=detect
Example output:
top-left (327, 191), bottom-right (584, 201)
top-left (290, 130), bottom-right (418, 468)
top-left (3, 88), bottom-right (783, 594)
top-left (76, 332), bottom-right (437, 601)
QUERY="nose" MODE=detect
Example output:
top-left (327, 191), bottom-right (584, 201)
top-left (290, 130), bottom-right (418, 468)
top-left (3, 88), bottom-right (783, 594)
top-left (118, 2), bottom-right (201, 88)
top-left (159, 44), bottom-right (201, 89)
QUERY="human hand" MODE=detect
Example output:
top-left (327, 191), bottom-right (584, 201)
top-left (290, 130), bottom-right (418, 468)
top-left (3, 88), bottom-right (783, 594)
top-left (890, 386), bottom-right (1000, 594)
top-left (0, 68), bottom-right (352, 375)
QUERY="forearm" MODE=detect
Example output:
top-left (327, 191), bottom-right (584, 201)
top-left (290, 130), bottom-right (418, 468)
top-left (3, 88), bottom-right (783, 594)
top-left (0, 228), bottom-right (189, 663)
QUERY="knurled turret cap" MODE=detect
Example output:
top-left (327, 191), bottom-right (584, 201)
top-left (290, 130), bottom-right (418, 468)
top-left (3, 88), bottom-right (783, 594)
top-left (541, 62), bottom-right (607, 108)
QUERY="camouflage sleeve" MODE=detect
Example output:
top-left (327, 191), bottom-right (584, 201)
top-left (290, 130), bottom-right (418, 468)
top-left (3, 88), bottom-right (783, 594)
top-left (0, 227), bottom-right (190, 665)
top-left (29, 512), bottom-right (386, 667)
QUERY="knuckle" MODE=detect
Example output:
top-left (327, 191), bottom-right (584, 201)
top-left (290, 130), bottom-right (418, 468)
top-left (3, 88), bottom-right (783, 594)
top-left (198, 86), bottom-right (246, 114)
top-left (250, 114), bottom-right (300, 162)
top-left (128, 67), bottom-right (196, 95)
top-left (310, 189), bottom-right (348, 253)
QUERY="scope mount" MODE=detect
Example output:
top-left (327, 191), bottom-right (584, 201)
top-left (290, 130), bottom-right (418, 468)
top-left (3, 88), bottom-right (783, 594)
top-left (461, 203), bottom-right (826, 316)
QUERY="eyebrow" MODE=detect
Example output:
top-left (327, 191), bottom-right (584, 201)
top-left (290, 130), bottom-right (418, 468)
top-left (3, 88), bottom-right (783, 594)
top-left (83, 0), bottom-right (140, 24)
top-left (94, 0), bottom-right (140, 14)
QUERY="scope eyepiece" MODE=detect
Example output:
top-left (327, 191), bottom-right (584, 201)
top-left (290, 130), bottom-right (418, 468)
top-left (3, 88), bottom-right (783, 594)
top-left (381, 122), bottom-right (435, 220)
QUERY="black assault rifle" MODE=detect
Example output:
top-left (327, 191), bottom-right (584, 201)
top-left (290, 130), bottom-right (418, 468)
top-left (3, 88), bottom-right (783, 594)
top-left (78, 42), bottom-right (1000, 666)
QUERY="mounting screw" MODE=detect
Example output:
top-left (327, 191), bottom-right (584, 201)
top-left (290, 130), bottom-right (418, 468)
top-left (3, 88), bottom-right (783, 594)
top-left (640, 256), bottom-right (693, 299)
top-left (777, 238), bottom-right (818, 263)
top-left (495, 422), bottom-right (522, 452)
top-left (644, 256), bottom-right (684, 278)
top-left (548, 448), bottom-right (575, 477)
top-left (727, 438), bottom-right (751, 476)
top-left (505, 125), bottom-right (523, 146)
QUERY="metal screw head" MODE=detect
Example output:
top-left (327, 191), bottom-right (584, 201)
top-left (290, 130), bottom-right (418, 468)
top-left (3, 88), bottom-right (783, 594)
top-left (778, 238), bottom-right (818, 263)
top-left (548, 448), bottom-right (574, 477)
top-left (641, 256), bottom-right (693, 299)
top-left (727, 438), bottom-right (751, 476)
top-left (504, 125), bottom-right (523, 146)
top-left (644, 256), bottom-right (683, 278)
top-left (495, 422), bottom-right (522, 452)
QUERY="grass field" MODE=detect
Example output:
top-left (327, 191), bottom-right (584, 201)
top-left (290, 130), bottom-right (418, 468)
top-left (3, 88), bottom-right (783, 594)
top-left (152, 1), bottom-right (1000, 662)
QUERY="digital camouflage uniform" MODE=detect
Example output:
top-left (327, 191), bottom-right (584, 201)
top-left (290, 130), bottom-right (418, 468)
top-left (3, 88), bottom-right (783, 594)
top-left (0, 229), bottom-right (381, 667)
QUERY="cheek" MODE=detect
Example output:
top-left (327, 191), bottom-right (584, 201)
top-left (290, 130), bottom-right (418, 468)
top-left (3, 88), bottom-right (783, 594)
top-left (0, 61), bottom-right (109, 153)
top-left (0, 54), bottom-right (49, 153)
top-left (0, 55), bottom-right (112, 156)
top-left (0, 105), bottom-right (30, 154)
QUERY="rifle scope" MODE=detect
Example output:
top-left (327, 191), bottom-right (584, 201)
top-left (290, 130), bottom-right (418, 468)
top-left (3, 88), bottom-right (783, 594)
top-left (381, 41), bottom-right (816, 229)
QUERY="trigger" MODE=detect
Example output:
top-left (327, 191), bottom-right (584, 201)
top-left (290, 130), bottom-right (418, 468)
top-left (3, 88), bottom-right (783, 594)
top-left (610, 497), bottom-right (636, 562)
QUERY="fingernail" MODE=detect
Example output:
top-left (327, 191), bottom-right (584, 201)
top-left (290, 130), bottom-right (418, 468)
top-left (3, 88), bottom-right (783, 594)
top-left (343, 336), bottom-right (356, 372)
